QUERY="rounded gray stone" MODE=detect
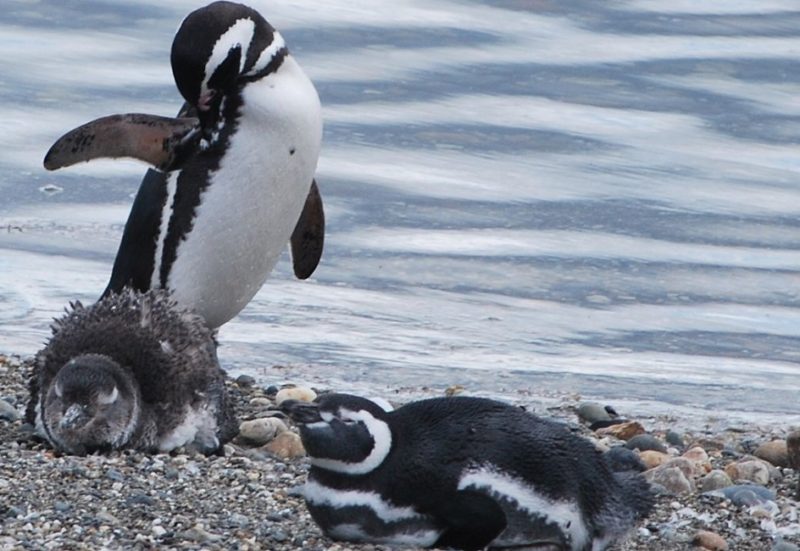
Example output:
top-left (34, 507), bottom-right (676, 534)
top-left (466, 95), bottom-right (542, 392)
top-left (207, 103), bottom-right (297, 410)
top-left (710, 484), bottom-right (776, 506)
top-left (577, 402), bottom-right (612, 424)
top-left (0, 400), bottom-right (20, 422)
top-left (698, 470), bottom-right (733, 493)
top-left (625, 434), bottom-right (667, 453)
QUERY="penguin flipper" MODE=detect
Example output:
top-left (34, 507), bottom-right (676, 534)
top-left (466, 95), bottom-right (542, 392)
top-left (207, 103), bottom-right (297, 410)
top-left (43, 113), bottom-right (200, 172)
top-left (290, 179), bottom-right (325, 279)
top-left (433, 489), bottom-right (507, 551)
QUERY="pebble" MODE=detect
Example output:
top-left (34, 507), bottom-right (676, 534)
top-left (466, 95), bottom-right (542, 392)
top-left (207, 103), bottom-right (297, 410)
top-left (0, 399), bottom-right (20, 422)
top-left (604, 446), bottom-right (647, 472)
top-left (774, 542), bottom-right (800, 551)
top-left (644, 465), bottom-right (694, 495)
top-left (271, 529), bottom-right (289, 542)
top-left (683, 446), bottom-right (709, 462)
top-left (725, 459), bottom-right (770, 485)
top-left (126, 493), bottom-right (155, 507)
top-left (180, 523), bottom-right (221, 543)
top-left (711, 484), bottom-right (776, 507)
top-left (227, 513), bottom-right (250, 528)
top-left (665, 430), bottom-right (685, 449)
top-left (692, 529), bottom-right (728, 550)
top-left (682, 446), bottom-right (712, 473)
top-left (626, 434), bottom-right (667, 453)
top-left (249, 397), bottom-right (273, 408)
top-left (235, 374), bottom-right (256, 388)
top-left (264, 432), bottom-right (305, 459)
top-left (688, 437), bottom-right (725, 452)
top-left (698, 470), bottom-right (733, 492)
top-left (595, 420), bottom-right (645, 441)
top-left (755, 440), bottom-right (789, 468)
top-left (275, 387), bottom-right (317, 406)
top-left (589, 419), bottom-right (625, 431)
top-left (238, 418), bottom-right (288, 446)
top-left (640, 450), bottom-right (670, 470)
top-left (96, 511), bottom-right (118, 524)
top-left (106, 468), bottom-right (124, 482)
top-left (662, 457), bottom-right (696, 479)
top-left (577, 402), bottom-right (611, 424)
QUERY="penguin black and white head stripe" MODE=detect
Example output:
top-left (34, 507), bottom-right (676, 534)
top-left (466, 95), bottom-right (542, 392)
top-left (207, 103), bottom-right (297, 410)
top-left (286, 395), bottom-right (394, 475)
top-left (170, 1), bottom-right (287, 133)
top-left (283, 394), bottom-right (654, 551)
top-left (43, 1), bottom-right (324, 329)
top-left (25, 290), bottom-right (237, 455)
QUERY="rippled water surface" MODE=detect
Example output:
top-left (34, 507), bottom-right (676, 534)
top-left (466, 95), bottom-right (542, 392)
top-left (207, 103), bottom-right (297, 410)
top-left (2, 0), bottom-right (799, 421)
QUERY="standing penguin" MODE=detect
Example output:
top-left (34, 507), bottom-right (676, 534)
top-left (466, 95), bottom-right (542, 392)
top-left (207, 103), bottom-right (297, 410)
top-left (25, 290), bottom-right (237, 455)
top-left (43, 1), bottom-right (324, 328)
top-left (283, 394), bottom-right (653, 551)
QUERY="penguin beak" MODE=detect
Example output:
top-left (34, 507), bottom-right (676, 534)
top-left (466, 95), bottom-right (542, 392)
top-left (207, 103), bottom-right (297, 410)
top-left (197, 90), bottom-right (215, 112)
top-left (280, 400), bottom-right (322, 424)
top-left (196, 89), bottom-right (222, 138)
top-left (60, 404), bottom-right (89, 430)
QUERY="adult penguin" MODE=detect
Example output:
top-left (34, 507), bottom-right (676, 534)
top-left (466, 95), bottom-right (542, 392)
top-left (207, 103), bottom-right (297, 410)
top-left (283, 393), bottom-right (653, 551)
top-left (44, 1), bottom-right (324, 328)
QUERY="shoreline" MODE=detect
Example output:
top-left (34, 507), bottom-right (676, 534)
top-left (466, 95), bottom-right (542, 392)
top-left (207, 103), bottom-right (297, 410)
top-left (1, 354), bottom-right (798, 550)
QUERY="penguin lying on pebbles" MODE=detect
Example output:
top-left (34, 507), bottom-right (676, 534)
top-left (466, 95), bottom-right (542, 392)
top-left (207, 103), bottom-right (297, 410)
top-left (282, 394), bottom-right (653, 551)
top-left (25, 290), bottom-right (237, 455)
top-left (43, 1), bottom-right (324, 329)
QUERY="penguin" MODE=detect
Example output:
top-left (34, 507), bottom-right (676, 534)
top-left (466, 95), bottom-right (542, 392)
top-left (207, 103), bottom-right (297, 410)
top-left (42, 1), bottom-right (324, 328)
top-left (25, 289), bottom-right (237, 455)
top-left (282, 394), bottom-right (653, 551)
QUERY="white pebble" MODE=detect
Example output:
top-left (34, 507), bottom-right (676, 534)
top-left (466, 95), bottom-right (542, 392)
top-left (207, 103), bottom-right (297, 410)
top-left (238, 418), bottom-right (288, 446)
top-left (275, 387), bottom-right (317, 406)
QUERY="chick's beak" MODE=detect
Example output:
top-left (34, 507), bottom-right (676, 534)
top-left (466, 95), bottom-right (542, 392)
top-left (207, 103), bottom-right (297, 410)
top-left (59, 404), bottom-right (89, 430)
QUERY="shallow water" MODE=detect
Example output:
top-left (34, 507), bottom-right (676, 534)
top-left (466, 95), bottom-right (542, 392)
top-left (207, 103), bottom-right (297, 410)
top-left (1, 0), bottom-right (799, 421)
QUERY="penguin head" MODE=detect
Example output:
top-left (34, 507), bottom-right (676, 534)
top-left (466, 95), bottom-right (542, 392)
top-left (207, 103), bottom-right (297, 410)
top-left (283, 394), bottom-right (394, 475)
top-left (42, 354), bottom-right (139, 455)
top-left (171, 2), bottom-right (284, 128)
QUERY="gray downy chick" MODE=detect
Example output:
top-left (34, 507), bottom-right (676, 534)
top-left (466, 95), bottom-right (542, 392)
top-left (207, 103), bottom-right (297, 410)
top-left (26, 289), bottom-right (237, 455)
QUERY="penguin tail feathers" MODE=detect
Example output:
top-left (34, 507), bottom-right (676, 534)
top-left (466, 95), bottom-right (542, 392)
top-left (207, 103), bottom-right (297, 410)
top-left (601, 446), bottom-right (653, 520)
top-left (592, 471), bottom-right (654, 547)
top-left (612, 470), bottom-right (654, 520)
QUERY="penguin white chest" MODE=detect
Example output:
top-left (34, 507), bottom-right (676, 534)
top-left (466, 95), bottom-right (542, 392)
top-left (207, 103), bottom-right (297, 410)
top-left (166, 57), bottom-right (322, 327)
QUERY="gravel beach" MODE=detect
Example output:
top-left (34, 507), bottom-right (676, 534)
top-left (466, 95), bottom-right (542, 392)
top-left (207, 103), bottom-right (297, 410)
top-left (1, 353), bottom-right (798, 551)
